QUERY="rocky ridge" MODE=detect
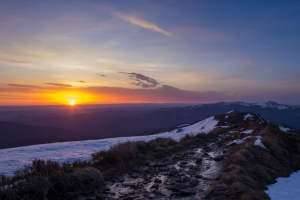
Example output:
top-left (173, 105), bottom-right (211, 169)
top-left (68, 111), bottom-right (279, 200)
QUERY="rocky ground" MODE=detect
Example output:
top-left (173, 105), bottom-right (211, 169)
top-left (67, 112), bottom-right (271, 200)
top-left (70, 137), bottom-right (232, 199)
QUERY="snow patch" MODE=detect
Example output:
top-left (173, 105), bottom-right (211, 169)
top-left (266, 170), bottom-right (300, 200)
top-left (254, 136), bottom-right (266, 149)
top-left (225, 115), bottom-right (228, 119)
top-left (244, 114), bottom-right (253, 120)
top-left (232, 139), bottom-right (244, 145)
top-left (279, 125), bottom-right (290, 132)
top-left (242, 130), bottom-right (253, 134)
top-left (226, 110), bottom-right (234, 113)
top-left (170, 116), bottom-right (218, 136)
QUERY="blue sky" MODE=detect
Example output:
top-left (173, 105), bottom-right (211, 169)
top-left (0, 0), bottom-right (300, 105)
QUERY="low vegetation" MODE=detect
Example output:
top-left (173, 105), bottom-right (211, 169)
top-left (203, 124), bottom-right (300, 200)
top-left (0, 134), bottom-right (216, 200)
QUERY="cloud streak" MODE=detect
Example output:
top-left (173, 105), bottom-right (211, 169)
top-left (114, 12), bottom-right (173, 37)
top-left (8, 84), bottom-right (41, 88)
top-left (120, 72), bottom-right (160, 88)
top-left (44, 83), bottom-right (73, 87)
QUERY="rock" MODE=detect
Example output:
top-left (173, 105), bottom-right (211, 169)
top-left (67, 190), bottom-right (83, 197)
top-left (196, 157), bottom-right (203, 163)
top-left (179, 187), bottom-right (196, 195)
top-left (130, 173), bottom-right (140, 178)
top-left (203, 152), bottom-right (209, 156)
top-left (167, 183), bottom-right (188, 191)
top-left (122, 181), bottom-right (133, 187)
top-left (165, 185), bottom-right (176, 190)
top-left (168, 168), bottom-right (177, 176)
top-left (83, 189), bottom-right (94, 195)
top-left (149, 193), bottom-right (156, 199)
top-left (181, 176), bottom-right (191, 183)
top-left (180, 161), bottom-right (188, 165)
top-left (141, 166), bottom-right (150, 172)
top-left (154, 178), bottom-right (162, 183)
top-left (151, 188), bottom-right (157, 193)
top-left (123, 196), bottom-right (135, 200)
top-left (189, 178), bottom-right (198, 187)
top-left (95, 193), bottom-right (105, 200)
top-left (85, 195), bottom-right (97, 200)
top-left (165, 178), bottom-right (177, 185)
top-left (150, 183), bottom-right (159, 189)
top-left (102, 185), bottom-right (110, 192)
top-left (172, 191), bottom-right (182, 196)
top-left (214, 154), bottom-right (225, 161)
top-left (297, 143), bottom-right (300, 150)
top-left (195, 174), bottom-right (203, 179)
top-left (77, 196), bottom-right (86, 200)
top-left (156, 162), bottom-right (165, 167)
top-left (121, 188), bottom-right (135, 196)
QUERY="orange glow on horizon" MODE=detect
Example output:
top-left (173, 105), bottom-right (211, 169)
top-left (45, 91), bottom-right (96, 105)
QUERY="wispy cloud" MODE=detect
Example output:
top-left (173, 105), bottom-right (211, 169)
top-left (8, 84), bottom-right (41, 88)
top-left (45, 83), bottom-right (72, 87)
top-left (0, 59), bottom-right (31, 66)
top-left (114, 12), bottom-right (173, 37)
top-left (77, 81), bottom-right (86, 83)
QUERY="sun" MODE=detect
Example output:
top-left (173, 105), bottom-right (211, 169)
top-left (46, 91), bottom-right (95, 106)
top-left (69, 100), bottom-right (76, 106)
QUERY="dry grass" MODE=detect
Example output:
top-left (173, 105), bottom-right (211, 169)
top-left (0, 160), bottom-right (104, 200)
top-left (204, 124), bottom-right (300, 200)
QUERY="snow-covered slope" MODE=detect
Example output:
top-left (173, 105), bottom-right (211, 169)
top-left (216, 101), bottom-right (299, 110)
top-left (266, 171), bottom-right (300, 200)
top-left (0, 116), bottom-right (219, 175)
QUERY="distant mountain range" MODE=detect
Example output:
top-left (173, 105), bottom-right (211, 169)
top-left (0, 101), bottom-right (299, 149)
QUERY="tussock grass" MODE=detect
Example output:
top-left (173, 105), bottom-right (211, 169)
top-left (204, 124), bottom-right (300, 200)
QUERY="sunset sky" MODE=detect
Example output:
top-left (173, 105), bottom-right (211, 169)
top-left (1, 0), bottom-right (300, 105)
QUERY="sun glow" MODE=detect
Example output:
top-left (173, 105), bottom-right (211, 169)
top-left (46, 91), bottom-right (95, 105)
top-left (69, 100), bottom-right (76, 106)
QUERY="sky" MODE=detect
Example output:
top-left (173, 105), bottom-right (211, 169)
top-left (0, 0), bottom-right (300, 105)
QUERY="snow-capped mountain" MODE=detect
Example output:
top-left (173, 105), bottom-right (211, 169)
top-left (215, 101), bottom-right (300, 110)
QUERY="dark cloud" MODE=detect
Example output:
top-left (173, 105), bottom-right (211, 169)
top-left (120, 72), bottom-right (160, 88)
top-left (44, 83), bottom-right (72, 87)
top-left (160, 85), bottom-right (180, 91)
top-left (98, 74), bottom-right (106, 77)
top-left (8, 84), bottom-right (41, 88)
top-left (78, 81), bottom-right (86, 83)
